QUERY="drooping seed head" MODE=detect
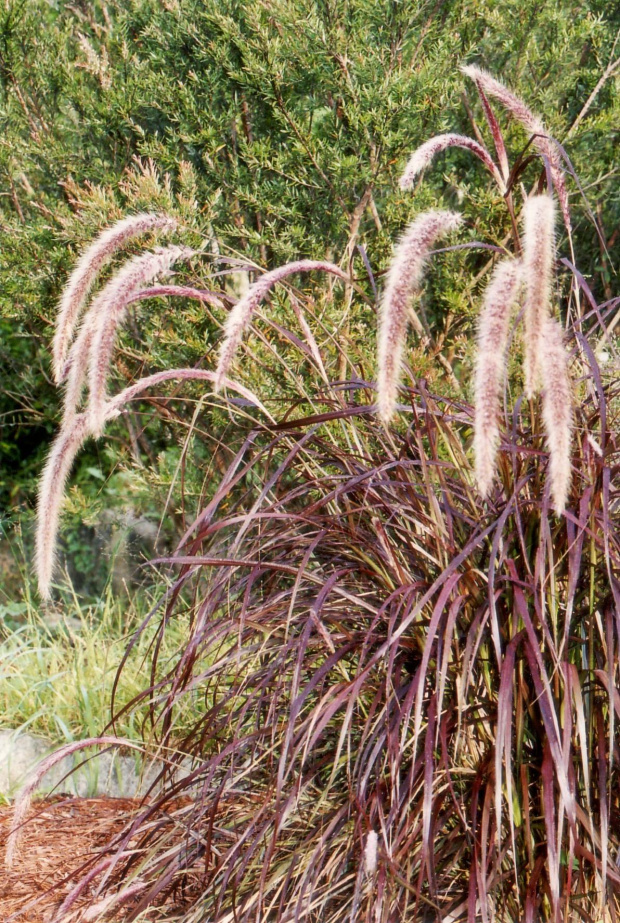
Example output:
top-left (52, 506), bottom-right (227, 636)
top-left (377, 210), bottom-right (462, 424)
top-left (400, 133), bottom-right (503, 191)
top-left (522, 194), bottom-right (556, 398)
top-left (461, 65), bottom-right (571, 232)
top-left (214, 260), bottom-right (349, 392)
top-left (6, 736), bottom-right (141, 867)
top-left (52, 213), bottom-right (176, 383)
top-left (474, 259), bottom-right (523, 497)
top-left (61, 317), bottom-right (96, 422)
top-left (539, 316), bottom-right (573, 513)
top-left (61, 281), bottom-right (221, 423)
top-left (35, 413), bottom-right (90, 600)
top-left (87, 245), bottom-right (194, 435)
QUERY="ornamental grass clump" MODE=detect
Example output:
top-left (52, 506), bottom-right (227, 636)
top-left (26, 65), bottom-right (619, 923)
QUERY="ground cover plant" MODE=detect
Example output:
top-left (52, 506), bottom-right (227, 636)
top-left (8, 63), bottom-right (620, 923)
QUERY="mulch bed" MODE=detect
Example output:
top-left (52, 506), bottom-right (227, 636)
top-left (0, 796), bottom-right (194, 922)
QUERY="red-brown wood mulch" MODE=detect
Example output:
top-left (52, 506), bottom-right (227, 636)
top-left (0, 796), bottom-right (196, 922)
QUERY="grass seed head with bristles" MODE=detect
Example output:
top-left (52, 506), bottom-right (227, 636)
top-left (213, 259), bottom-right (349, 392)
top-left (61, 317), bottom-right (96, 421)
top-left (62, 284), bottom-right (223, 422)
top-left (5, 737), bottom-right (142, 868)
top-left (377, 209), bottom-right (462, 424)
top-left (461, 65), bottom-right (571, 232)
top-left (35, 413), bottom-right (90, 600)
top-left (87, 245), bottom-right (194, 435)
top-left (36, 365), bottom-right (274, 600)
top-left (539, 315), bottom-right (573, 513)
top-left (474, 258), bottom-right (523, 497)
top-left (52, 213), bottom-right (176, 383)
top-left (399, 133), bottom-right (504, 191)
top-left (522, 194), bottom-right (556, 398)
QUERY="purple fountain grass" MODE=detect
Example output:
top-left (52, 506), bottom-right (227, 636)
top-left (126, 284), bottom-right (224, 307)
top-left (87, 245), bottom-right (194, 435)
top-left (52, 213), bottom-right (176, 383)
top-left (399, 133), bottom-right (504, 191)
top-left (377, 210), bottom-right (462, 424)
top-left (50, 856), bottom-right (117, 923)
top-left (5, 737), bottom-right (143, 868)
top-left (213, 259), bottom-right (350, 392)
top-left (522, 194), bottom-right (556, 398)
top-left (35, 413), bottom-right (90, 600)
top-left (36, 368), bottom-right (273, 599)
top-left (109, 367), bottom-right (276, 423)
top-left (539, 316), bottom-right (573, 513)
top-left (61, 317), bottom-right (96, 421)
top-left (81, 880), bottom-right (148, 922)
top-left (61, 284), bottom-right (221, 422)
top-left (474, 258), bottom-right (523, 497)
top-left (461, 65), bottom-right (571, 232)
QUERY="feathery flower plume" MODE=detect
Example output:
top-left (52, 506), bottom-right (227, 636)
top-left (35, 413), bottom-right (90, 600)
top-left (461, 65), bottom-right (571, 231)
top-left (61, 283), bottom-right (221, 422)
top-left (6, 736), bottom-right (141, 868)
top-left (377, 210), bottom-right (462, 424)
top-left (400, 133), bottom-right (504, 191)
top-left (364, 829), bottom-right (378, 877)
top-left (474, 259), bottom-right (522, 497)
top-left (522, 194), bottom-right (555, 398)
top-left (540, 316), bottom-right (573, 513)
top-left (214, 260), bottom-right (349, 392)
top-left (52, 213), bottom-right (176, 382)
top-left (37, 366), bottom-right (274, 599)
top-left (87, 245), bottom-right (193, 434)
top-left (61, 318), bottom-right (96, 421)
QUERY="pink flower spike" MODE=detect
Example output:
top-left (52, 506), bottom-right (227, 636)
top-left (61, 316), bottom-right (96, 421)
top-left (87, 245), bottom-right (194, 435)
top-left (6, 736), bottom-right (143, 868)
top-left (52, 213), bottom-right (176, 383)
top-left (214, 260), bottom-right (349, 392)
top-left (35, 413), bottom-right (90, 600)
top-left (522, 194), bottom-right (556, 398)
top-left (126, 284), bottom-right (224, 308)
top-left (540, 316), bottom-right (573, 514)
top-left (377, 210), bottom-right (462, 424)
top-left (474, 259), bottom-right (523, 497)
top-left (400, 133), bottom-right (504, 191)
top-left (461, 65), bottom-right (571, 232)
top-left (61, 281), bottom-right (219, 423)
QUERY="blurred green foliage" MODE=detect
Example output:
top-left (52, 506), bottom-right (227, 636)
top-left (0, 0), bottom-right (617, 592)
